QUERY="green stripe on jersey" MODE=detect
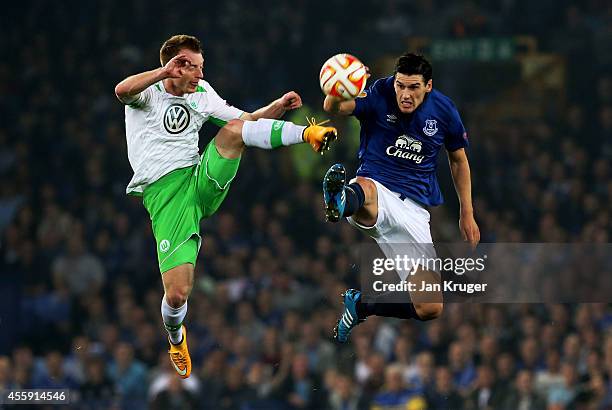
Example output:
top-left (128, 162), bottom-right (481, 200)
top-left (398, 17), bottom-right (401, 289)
top-left (128, 97), bottom-right (144, 108)
top-left (270, 120), bottom-right (285, 148)
top-left (196, 85), bottom-right (206, 92)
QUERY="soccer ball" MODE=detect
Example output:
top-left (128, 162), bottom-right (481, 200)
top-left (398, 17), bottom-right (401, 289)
top-left (319, 54), bottom-right (368, 100)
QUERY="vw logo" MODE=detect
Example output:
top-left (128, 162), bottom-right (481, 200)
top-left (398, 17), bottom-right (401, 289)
top-left (163, 104), bottom-right (190, 134)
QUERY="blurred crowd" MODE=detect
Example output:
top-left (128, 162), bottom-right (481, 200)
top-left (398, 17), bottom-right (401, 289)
top-left (1, 0), bottom-right (611, 409)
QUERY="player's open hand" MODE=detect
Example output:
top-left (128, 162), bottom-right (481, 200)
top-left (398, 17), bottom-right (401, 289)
top-left (162, 54), bottom-right (191, 79)
top-left (279, 91), bottom-right (303, 111)
top-left (460, 213), bottom-right (480, 250)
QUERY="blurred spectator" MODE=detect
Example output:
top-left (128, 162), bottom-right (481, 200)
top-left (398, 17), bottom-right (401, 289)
top-left (0, 356), bottom-right (14, 395)
top-left (107, 342), bottom-right (148, 409)
top-left (547, 362), bottom-right (579, 408)
top-left (406, 351), bottom-right (435, 391)
top-left (390, 335), bottom-right (414, 376)
top-left (195, 349), bottom-right (225, 408)
top-left (63, 335), bottom-right (90, 385)
top-left (217, 364), bottom-right (257, 410)
top-left (535, 349), bottom-right (564, 397)
top-left (476, 334), bottom-right (499, 367)
top-left (297, 322), bottom-right (335, 375)
top-left (496, 352), bottom-right (517, 386)
top-left (361, 352), bottom-right (387, 397)
top-left (464, 365), bottom-right (503, 410)
top-left (51, 235), bottom-right (106, 297)
top-left (518, 337), bottom-right (545, 372)
top-left (425, 366), bottom-right (464, 409)
top-left (79, 355), bottom-right (116, 410)
top-left (236, 300), bottom-right (265, 341)
top-left (11, 346), bottom-right (34, 389)
top-left (371, 364), bottom-right (425, 409)
top-left (448, 341), bottom-right (477, 394)
top-left (273, 352), bottom-right (325, 409)
top-left (133, 323), bottom-right (160, 368)
top-left (150, 374), bottom-right (198, 410)
top-left (149, 353), bottom-right (200, 404)
top-left (31, 350), bottom-right (78, 389)
top-left (328, 373), bottom-right (369, 410)
top-left (501, 370), bottom-right (546, 410)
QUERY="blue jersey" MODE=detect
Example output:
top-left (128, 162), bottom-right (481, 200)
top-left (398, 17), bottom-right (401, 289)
top-left (352, 76), bottom-right (468, 207)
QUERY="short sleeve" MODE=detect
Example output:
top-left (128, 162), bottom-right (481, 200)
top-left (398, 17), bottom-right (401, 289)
top-left (125, 86), bottom-right (153, 109)
top-left (352, 89), bottom-right (374, 120)
top-left (205, 82), bottom-right (243, 126)
top-left (352, 77), bottom-right (392, 121)
top-left (444, 105), bottom-right (469, 151)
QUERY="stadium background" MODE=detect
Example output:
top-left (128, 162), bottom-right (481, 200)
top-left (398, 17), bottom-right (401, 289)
top-left (1, 0), bottom-right (611, 409)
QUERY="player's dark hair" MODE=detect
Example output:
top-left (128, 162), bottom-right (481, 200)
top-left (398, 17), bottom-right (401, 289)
top-left (394, 53), bottom-right (432, 83)
top-left (160, 35), bottom-right (202, 66)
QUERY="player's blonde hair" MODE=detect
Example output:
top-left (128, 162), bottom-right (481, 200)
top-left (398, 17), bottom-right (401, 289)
top-left (160, 35), bottom-right (202, 66)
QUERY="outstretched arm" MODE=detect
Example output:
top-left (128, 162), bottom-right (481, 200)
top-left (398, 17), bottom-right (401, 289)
top-left (114, 54), bottom-right (189, 104)
top-left (323, 67), bottom-right (369, 115)
top-left (448, 148), bottom-right (480, 248)
top-left (323, 95), bottom-right (356, 116)
top-left (241, 91), bottom-right (303, 121)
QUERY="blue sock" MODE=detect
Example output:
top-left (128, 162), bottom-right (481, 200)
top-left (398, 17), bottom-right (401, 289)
top-left (343, 183), bottom-right (365, 217)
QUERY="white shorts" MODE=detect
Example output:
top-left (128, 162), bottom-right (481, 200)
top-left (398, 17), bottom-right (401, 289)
top-left (347, 178), bottom-right (436, 281)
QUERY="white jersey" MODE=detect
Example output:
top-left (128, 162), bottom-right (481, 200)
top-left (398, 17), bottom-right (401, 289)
top-left (123, 79), bottom-right (243, 195)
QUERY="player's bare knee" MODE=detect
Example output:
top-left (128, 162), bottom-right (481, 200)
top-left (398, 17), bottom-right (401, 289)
top-left (354, 177), bottom-right (377, 203)
top-left (224, 119), bottom-right (244, 143)
top-left (223, 118), bottom-right (244, 133)
top-left (165, 287), bottom-right (190, 308)
top-left (165, 293), bottom-right (188, 308)
top-left (217, 119), bottom-right (244, 144)
top-left (414, 302), bottom-right (443, 321)
top-left (216, 119), bottom-right (245, 153)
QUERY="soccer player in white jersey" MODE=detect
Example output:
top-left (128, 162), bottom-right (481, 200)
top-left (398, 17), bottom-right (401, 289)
top-left (115, 35), bottom-right (338, 378)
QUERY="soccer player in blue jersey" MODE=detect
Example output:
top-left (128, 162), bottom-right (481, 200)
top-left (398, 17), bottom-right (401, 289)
top-left (322, 53), bottom-right (480, 343)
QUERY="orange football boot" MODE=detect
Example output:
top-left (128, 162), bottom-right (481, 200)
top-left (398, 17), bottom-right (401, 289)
top-left (303, 117), bottom-right (338, 154)
top-left (168, 325), bottom-right (191, 378)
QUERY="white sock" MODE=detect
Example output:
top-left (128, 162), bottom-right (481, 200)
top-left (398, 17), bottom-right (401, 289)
top-left (161, 296), bottom-right (187, 345)
top-left (242, 119), bottom-right (306, 149)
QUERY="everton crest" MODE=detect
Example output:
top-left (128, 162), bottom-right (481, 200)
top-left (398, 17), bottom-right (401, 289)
top-left (423, 119), bottom-right (438, 136)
